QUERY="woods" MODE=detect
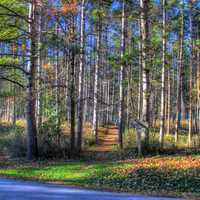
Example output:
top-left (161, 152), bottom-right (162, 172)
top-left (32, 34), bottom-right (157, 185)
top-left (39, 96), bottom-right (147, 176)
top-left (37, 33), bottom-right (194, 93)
top-left (0, 0), bottom-right (200, 160)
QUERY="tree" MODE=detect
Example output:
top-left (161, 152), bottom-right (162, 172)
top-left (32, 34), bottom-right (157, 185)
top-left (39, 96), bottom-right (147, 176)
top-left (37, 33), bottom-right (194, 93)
top-left (77, 0), bottom-right (86, 153)
top-left (140, 0), bottom-right (150, 149)
top-left (118, 0), bottom-right (127, 149)
top-left (175, 0), bottom-right (184, 143)
top-left (92, 2), bottom-right (102, 144)
top-left (159, 0), bottom-right (166, 148)
top-left (188, 0), bottom-right (194, 147)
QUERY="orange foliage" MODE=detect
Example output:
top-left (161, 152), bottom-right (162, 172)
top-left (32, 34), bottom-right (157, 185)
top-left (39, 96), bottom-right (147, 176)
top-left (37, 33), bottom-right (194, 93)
top-left (61, 0), bottom-right (77, 14)
top-left (114, 156), bottom-right (200, 176)
top-left (42, 63), bottom-right (51, 70)
top-left (12, 44), bottom-right (17, 54)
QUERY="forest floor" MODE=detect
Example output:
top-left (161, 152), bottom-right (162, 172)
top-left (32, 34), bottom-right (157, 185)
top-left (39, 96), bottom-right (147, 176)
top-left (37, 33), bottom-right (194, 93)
top-left (1, 124), bottom-right (200, 199)
top-left (0, 155), bottom-right (200, 199)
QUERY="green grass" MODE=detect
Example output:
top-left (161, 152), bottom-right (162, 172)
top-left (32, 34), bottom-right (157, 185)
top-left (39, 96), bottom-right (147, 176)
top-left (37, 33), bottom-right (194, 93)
top-left (0, 156), bottom-right (200, 199)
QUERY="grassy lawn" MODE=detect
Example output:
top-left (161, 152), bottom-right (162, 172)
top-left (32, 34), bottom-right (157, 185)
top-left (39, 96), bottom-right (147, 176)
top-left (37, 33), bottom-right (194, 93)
top-left (0, 155), bottom-right (200, 199)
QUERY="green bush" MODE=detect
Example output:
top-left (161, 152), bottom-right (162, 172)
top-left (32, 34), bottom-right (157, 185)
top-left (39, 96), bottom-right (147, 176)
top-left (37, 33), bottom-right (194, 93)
top-left (2, 127), bottom-right (27, 158)
top-left (38, 119), bottom-right (70, 158)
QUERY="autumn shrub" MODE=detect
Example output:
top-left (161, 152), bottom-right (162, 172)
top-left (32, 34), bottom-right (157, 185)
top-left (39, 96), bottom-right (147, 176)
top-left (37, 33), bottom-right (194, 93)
top-left (83, 127), bottom-right (95, 147)
top-left (16, 119), bottom-right (26, 128)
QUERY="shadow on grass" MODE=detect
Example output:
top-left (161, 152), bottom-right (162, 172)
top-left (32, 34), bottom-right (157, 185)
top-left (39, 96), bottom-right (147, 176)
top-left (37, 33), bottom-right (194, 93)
top-left (1, 157), bottom-right (200, 198)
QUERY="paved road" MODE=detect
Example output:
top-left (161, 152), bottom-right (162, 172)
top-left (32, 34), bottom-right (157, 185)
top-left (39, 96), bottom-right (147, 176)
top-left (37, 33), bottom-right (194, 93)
top-left (0, 178), bottom-right (183, 200)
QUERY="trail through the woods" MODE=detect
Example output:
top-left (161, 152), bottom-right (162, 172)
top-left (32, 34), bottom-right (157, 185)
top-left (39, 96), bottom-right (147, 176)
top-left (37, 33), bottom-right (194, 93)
top-left (92, 126), bottom-right (118, 152)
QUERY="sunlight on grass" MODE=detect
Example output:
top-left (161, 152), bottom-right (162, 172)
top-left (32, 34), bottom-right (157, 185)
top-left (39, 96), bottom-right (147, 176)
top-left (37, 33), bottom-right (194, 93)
top-left (0, 156), bottom-right (200, 198)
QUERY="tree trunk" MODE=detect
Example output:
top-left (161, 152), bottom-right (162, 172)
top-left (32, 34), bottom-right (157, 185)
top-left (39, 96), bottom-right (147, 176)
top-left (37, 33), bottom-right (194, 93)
top-left (92, 10), bottom-right (101, 144)
top-left (166, 68), bottom-right (171, 135)
top-left (118, 0), bottom-right (126, 149)
top-left (175, 1), bottom-right (184, 143)
top-left (188, 1), bottom-right (193, 147)
top-left (138, 18), bottom-right (143, 120)
top-left (77, 0), bottom-right (85, 153)
top-left (27, 0), bottom-right (39, 160)
top-left (69, 16), bottom-right (76, 155)
top-left (159, 0), bottom-right (166, 148)
top-left (140, 0), bottom-right (150, 149)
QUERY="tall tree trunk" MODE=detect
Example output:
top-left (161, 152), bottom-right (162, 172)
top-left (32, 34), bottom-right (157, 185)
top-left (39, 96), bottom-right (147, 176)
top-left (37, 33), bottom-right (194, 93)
top-left (138, 18), bottom-right (143, 120)
top-left (27, 0), bottom-right (39, 160)
top-left (69, 16), bottom-right (76, 155)
top-left (92, 10), bottom-right (101, 144)
top-left (55, 23), bottom-right (61, 142)
top-left (166, 67), bottom-right (171, 135)
top-left (159, 0), bottom-right (166, 148)
top-left (197, 48), bottom-right (200, 134)
top-left (140, 0), bottom-right (150, 148)
top-left (36, 4), bottom-right (42, 131)
top-left (188, 0), bottom-right (193, 147)
top-left (118, 0), bottom-right (126, 149)
top-left (77, 0), bottom-right (85, 154)
top-left (175, 1), bottom-right (184, 143)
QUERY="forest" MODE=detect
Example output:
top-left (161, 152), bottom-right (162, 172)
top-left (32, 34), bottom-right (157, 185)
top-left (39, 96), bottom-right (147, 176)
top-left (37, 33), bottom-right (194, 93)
top-left (0, 0), bottom-right (200, 199)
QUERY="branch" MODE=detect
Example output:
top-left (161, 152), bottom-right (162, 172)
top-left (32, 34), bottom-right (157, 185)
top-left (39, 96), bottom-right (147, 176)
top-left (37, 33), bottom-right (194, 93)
top-left (0, 64), bottom-right (29, 75)
top-left (0, 4), bottom-right (30, 24)
top-left (0, 34), bottom-right (27, 42)
top-left (0, 53), bottom-right (30, 58)
top-left (0, 75), bottom-right (25, 88)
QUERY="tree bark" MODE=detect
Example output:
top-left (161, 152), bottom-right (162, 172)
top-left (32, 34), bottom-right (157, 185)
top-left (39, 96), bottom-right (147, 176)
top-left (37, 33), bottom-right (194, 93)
top-left (159, 0), bottom-right (166, 148)
top-left (92, 8), bottom-right (101, 144)
top-left (118, 0), bottom-right (126, 149)
top-left (175, 1), bottom-right (184, 143)
top-left (27, 0), bottom-right (39, 160)
top-left (188, 1), bottom-right (193, 147)
top-left (140, 0), bottom-right (150, 148)
top-left (77, 0), bottom-right (85, 153)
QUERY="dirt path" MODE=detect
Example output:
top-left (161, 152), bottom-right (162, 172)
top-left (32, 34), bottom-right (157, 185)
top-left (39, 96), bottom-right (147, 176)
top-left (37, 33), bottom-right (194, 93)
top-left (93, 126), bottom-right (118, 152)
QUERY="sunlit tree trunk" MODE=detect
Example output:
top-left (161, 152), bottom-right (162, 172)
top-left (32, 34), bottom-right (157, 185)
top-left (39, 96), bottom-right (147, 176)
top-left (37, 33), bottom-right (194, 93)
top-left (140, 0), bottom-right (150, 148)
top-left (92, 9), bottom-right (102, 144)
top-left (175, 1), bottom-right (184, 143)
top-left (77, 0), bottom-right (85, 153)
top-left (27, 0), bottom-right (39, 160)
top-left (188, 1), bottom-right (193, 146)
top-left (159, 0), bottom-right (166, 148)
